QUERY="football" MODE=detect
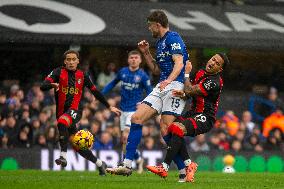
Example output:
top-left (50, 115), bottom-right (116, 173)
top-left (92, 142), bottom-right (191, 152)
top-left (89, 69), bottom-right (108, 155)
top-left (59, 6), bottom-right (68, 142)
top-left (71, 130), bottom-right (94, 151)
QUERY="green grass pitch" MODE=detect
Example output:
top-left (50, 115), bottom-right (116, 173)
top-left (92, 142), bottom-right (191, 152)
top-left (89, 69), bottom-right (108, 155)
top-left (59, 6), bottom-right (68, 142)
top-left (0, 170), bottom-right (284, 189)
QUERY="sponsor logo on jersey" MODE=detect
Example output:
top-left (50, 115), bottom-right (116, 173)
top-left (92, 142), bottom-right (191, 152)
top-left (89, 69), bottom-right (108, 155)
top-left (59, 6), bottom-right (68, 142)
top-left (203, 80), bottom-right (216, 90)
top-left (62, 87), bottom-right (79, 95)
top-left (171, 43), bottom-right (181, 50)
top-left (134, 76), bottom-right (141, 82)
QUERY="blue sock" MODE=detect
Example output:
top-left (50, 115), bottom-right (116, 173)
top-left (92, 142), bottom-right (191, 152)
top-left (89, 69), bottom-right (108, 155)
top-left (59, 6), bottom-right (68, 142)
top-left (163, 134), bottom-right (185, 170)
top-left (125, 123), bottom-right (143, 160)
top-left (134, 150), bottom-right (140, 161)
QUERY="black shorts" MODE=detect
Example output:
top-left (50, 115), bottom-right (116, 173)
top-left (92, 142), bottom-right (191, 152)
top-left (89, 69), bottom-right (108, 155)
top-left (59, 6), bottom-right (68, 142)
top-left (59, 109), bottom-right (82, 135)
top-left (176, 113), bottom-right (214, 137)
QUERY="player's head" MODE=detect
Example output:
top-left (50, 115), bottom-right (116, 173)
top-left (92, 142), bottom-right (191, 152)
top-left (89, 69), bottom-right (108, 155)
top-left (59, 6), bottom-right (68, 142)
top-left (63, 50), bottom-right (80, 71)
top-left (128, 50), bottom-right (142, 70)
top-left (205, 53), bottom-right (229, 74)
top-left (147, 10), bottom-right (169, 38)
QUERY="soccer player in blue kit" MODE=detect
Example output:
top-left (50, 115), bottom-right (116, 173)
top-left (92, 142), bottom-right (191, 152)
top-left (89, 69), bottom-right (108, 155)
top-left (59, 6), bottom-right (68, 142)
top-left (102, 50), bottom-right (152, 173)
top-left (107, 10), bottom-right (190, 182)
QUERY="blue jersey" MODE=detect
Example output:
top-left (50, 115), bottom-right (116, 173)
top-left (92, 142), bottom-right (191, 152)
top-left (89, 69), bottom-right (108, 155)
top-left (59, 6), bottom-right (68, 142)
top-left (156, 31), bottom-right (189, 83)
top-left (102, 67), bottom-right (152, 112)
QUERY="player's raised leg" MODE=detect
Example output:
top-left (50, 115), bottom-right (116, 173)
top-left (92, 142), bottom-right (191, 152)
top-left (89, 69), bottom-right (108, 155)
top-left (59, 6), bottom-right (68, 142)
top-left (69, 129), bottom-right (107, 176)
top-left (160, 114), bottom-right (186, 181)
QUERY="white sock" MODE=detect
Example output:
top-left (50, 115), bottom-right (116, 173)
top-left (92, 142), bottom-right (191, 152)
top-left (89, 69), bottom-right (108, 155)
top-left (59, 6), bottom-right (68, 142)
top-left (184, 159), bottom-right (192, 166)
top-left (162, 162), bottom-right (169, 172)
top-left (96, 159), bottom-right (103, 167)
top-left (60, 151), bottom-right (67, 159)
top-left (179, 168), bottom-right (186, 175)
top-left (124, 159), bottom-right (132, 168)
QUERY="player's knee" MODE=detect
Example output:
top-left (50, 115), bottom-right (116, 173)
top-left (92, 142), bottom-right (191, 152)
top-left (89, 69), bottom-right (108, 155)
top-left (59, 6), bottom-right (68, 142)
top-left (168, 123), bottom-right (184, 138)
top-left (160, 126), bottom-right (168, 136)
top-left (131, 113), bottom-right (143, 124)
top-left (58, 114), bottom-right (72, 128)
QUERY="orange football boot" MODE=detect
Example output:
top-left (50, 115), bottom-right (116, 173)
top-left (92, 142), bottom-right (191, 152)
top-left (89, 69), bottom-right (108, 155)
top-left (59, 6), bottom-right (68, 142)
top-left (185, 162), bottom-right (198, 182)
top-left (146, 165), bottom-right (168, 178)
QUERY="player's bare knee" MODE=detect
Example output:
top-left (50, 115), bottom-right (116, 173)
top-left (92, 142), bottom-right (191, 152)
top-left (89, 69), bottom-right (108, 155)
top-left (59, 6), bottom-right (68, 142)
top-left (160, 126), bottom-right (168, 136)
top-left (131, 113), bottom-right (143, 124)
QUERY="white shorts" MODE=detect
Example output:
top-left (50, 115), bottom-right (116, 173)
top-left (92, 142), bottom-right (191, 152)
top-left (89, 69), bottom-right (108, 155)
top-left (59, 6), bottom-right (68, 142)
top-left (120, 111), bottom-right (135, 131)
top-left (142, 81), bottom-right (185, 116)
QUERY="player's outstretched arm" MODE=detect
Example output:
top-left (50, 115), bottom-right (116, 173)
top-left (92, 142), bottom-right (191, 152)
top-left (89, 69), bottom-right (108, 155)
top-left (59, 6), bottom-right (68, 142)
top-left (101, 73), bottom-right (121, 95)
top-left (40, 68), bottom-right (60, 91)
top-left (138, 40), bottom-right (160, 75)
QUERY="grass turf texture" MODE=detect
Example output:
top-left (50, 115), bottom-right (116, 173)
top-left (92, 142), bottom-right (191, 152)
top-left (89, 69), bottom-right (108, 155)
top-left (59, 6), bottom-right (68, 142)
top-left (0, 170), bottom-right (284, 189)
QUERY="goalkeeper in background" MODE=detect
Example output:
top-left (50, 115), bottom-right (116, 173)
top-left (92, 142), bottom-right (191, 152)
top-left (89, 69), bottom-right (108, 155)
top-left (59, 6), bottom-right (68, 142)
top-left (102, 50), bottom-right (152, 173)
top-left (40, 50), bottom-right (121, 175)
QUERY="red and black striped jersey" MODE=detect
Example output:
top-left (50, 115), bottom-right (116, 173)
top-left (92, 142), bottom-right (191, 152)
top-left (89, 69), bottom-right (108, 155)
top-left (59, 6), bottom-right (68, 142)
top-left (191, 69), bottom-right (223, 119)
top-left (41, 67), bottom-right (109, 118)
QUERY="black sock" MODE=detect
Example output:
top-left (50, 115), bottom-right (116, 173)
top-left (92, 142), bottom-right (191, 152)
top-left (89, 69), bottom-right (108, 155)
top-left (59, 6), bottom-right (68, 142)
top-left (57, 123), bottom-right (69, 152)
top-left (178, 138), bottom-right (190, 161)
top-left (78, 149), bottom-right (98, 164)
top-left (164, 135), bottom-right (183, 165)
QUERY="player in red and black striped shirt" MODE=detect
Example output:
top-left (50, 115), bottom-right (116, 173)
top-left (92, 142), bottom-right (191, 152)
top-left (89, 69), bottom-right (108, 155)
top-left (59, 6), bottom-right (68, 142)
top-left (147, 53), bottom-right (229, 182)
top-left (40, 50), bottom-right (121, 175)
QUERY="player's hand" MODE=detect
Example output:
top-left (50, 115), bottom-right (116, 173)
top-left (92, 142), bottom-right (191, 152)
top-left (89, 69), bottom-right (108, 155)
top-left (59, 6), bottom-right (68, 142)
top-left (138, 40), bottom-right (150, 54)
top-left (159, 79), bottom-right (171, 91)
top-left (51, 83), bottom-right (59, 91)
top-left (172, 89), bottom-right (185, 98)
top-left (110, 106), bottom-right (121, 116)
top-left (185, 61), bottom-right (192, 74)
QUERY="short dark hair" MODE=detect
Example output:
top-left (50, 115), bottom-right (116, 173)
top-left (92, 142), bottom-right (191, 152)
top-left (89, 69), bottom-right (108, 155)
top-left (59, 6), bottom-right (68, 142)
top-left (147, 10), bottom-right (169, 28)
top-left (63, 50), bottom-right (79, 60)
top-left (217, 52), bottom-right (230, 70)
top-left (128, 50), bottom-right (142, 58)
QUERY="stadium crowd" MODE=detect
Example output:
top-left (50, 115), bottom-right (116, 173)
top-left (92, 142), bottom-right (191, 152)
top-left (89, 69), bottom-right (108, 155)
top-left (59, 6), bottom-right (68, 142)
top-left (0, 78), bottom-right (284, 152)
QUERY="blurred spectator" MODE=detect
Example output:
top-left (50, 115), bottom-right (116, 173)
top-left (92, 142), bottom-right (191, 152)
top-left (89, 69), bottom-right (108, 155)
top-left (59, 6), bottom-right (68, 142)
top-left (14, 124), bottom-right (33, 148)
top-left (249, 87), bottom-right (284, 123)
top-left (0, 134), bottom-right (9, 149)
top-left (3, 116), bottom-right (18, 147)
top-left (93, 131), bottom-right (113, 150)
top-left (89, 120), bottom-right (101, 136)
top-left (241, 111), bottom-right (255, 133)
top-left (231, 140), bottom-right (242, 152)
top-left (217, 130), bottom-right (230, 151)
top-left (262, 109), bottom-right (284, 137)
top-left (208, 133), bottom-right (221, 150)
top-left (263, 129), bottom-right (284, 151)
top-left (79, 107), bottom-right (91, 130)
top-left (190, 134), bottom-right (210, 152)
top-left (222, 110), bottom-right (240, 136)
top-left (97, 62), bottom-right (117, 89)
top-left (243, 134), bottom-right (263, 152)
top-left (45, 126), bottom-right (58, 149)
top-left (26, 83), bottom-right (41, 105)
top-left (251, 126), bottom-right (266, 143)
top-left (34, 134), bottom-right (47, 148)
top-left (0, 92), bottom-right (7, 114)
